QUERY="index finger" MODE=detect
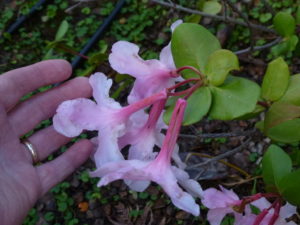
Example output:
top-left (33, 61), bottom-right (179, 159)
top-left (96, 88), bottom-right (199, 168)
top-left (0, 60), bottom-right (72, 111)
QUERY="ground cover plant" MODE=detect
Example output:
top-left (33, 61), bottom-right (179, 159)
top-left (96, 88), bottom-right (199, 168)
top-left (1, 0), bottom-right (300, 224)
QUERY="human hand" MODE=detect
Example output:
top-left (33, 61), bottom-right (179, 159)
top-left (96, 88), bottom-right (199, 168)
top-left (0, 60), bottom-right (93, 225)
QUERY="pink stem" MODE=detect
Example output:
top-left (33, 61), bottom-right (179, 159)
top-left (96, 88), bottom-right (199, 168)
top-left (156, 99), bottom-right (187, 163)
top-left (253, 209), bottom-right (269, 225)
top-left (145, 98), bottom-right (167, 129)
top-left (167, 78), bottom-right (199, 92)
top-left (268, 201), bottom-right (281, 225)
top-left (176, 66), bottom-right (205, 79)
top-left (121, 91), bottom-right (167, 118)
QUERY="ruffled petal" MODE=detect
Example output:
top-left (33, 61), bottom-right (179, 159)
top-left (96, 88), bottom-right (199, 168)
top-left (220, 186), bottom-right (240, 201)
top-left (53, 98), bottom-right (101, 137)
top-left (202, 187), bottom-right (239, 209)
top-left (279, 202), bottom-right (297, 219)
top-left (153, 166), bottom-right (200, 216)
top-left (207, 208), bottom-right (232, 225)
top-left (251, 197), bottom-right (271, 211)
top-left (172, 166), bottom-right (203, 198)
top-left (93, 126), bottom-right (125, 167)
top-left (89, 73), bottom-right (121, 109)
top-left (109, 41), bottom-right (153, 78)
top-left (159, 43), bottom-right (175, 70)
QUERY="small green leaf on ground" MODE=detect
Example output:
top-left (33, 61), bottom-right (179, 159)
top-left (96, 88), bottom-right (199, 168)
top-left (273, 11), bottom-right (296, 37)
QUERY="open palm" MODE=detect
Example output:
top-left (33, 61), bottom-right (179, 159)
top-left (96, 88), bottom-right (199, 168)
top-left (0, 60), bottom-right (93, 225)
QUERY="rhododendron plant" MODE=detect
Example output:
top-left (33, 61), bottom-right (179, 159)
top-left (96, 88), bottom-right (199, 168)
top-left (53, 20), bottom-right (299, 224)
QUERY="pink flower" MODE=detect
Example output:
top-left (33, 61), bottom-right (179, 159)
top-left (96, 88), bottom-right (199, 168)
top-left (248, 198), bottom-right (297, 225)
top-left (202, 186), bottom-right (242, 225)
top-left (53, 72), bottom-right (166, 168)
top-left (90, 99), bottom-right (203, 216)
top-left (108, 20), bottom-right (182, 103)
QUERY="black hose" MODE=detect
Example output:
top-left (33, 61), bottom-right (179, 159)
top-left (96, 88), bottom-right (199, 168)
top-left (71, 0), bottom-right (126, 69)
top-left (5, 0), bottom-right (48, 34)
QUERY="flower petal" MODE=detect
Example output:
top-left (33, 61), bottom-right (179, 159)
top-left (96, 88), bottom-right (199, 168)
top-left (172, 166), bottom-right (203, 198)
top-left (279, 202), bottom-right (297, 219)
top-left (89, 73), bottom-right (121, 109)
top-left (202, 187), bottom-right (239, 209)
top-left (53, 98), bottom-right (100, 137)
top-left (207, 208), bottom-right (232, 225)
top-left (93, 126), bottom-right (125, 167)
top-left (109, 41), bottom-right (153, 78)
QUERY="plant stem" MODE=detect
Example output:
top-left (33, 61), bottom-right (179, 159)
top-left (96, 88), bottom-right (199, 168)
top-left (151, 0), bottom-right (275, 33)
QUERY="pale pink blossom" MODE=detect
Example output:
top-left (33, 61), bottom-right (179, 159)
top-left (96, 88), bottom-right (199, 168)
top-left (202, 186), bottom-right (297, 225)
top-left (248, 198), bottom-right (297, 225)
top-left (90, 99), bottom-right (203, 216)
top-left (202, 186), bottom-right (242, 225)
top-left (53, 72), bottom-right (166, 168)
top-left (108, 20), bottom-right (182, 103)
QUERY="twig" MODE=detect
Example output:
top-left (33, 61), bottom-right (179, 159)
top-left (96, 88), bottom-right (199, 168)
top-left (179, 129), bottom-right (255, 139)
top-left (235, 37), bottom-right (282, 55)
top-left (187, 139), bottom-right (251, 169)
top-left (222, 0), bottom-right (254, 52)
top-left (186, 152), bottom-right (251, 177)
top-left (151, 0), bottom-right (275, 33)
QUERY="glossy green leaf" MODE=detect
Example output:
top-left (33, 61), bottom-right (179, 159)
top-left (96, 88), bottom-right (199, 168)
top-left (202, 1), bottom-right (222, 15)
top-left (279, 74), bottom-right (300, 106)
top-left (264, 102), bottom-right (300, 131)
top-left (164, 87), bottom-right (212, 125)
top-left (204, 49), bottom-right (239, 86)
top-left (278, 169), bottom-right (300, 205)
top-left (236, 104), bottom-right (265, 120)
top-left (262, 145), bottom-right (292, 191)
top-left (273, 12), bottom-right (296, 37)
top-left (55, 20), bottom-right (69, 41)
top-left (267, 119), bottom-right (300, 143)
top-left (171, 23), bottom-right (221, 79)
top-left (209, 76), bottom-right (260, 120)
top-left (261, 57), bottom-right (290, 101)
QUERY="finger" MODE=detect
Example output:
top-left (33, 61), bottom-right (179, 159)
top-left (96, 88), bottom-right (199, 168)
top-left (37, 139), bottom-right (93, 195)
top-left (0, 60), bottom-right (72, 111)
top-left (25, 126), bottom-right (71, 161)
top-left (0, 105), bottom-right (18, 154)
top-left (9, 77), bottom-right (92, 136)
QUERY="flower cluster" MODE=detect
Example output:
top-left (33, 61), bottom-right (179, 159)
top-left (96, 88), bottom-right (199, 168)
top-left (53, 21), bottom-right (297, 224)
top-left (202, 186), bottom-right (297, 225)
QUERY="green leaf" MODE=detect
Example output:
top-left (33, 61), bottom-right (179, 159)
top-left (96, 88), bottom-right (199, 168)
top-left (261, 57), bottom-right (290, 101)
top-left (209, 76), bottom-right (260, 120)
top-left (267, 119), bottom-right (300, 143)
top-left (264, 102), bottom-right (300, 131)
top-left (164, 87), bottom-right (212, 125)
top-left (262, 145), bottom-right (292, 192)
top-left (278, 169), bottom-right (300, 205)
top-left (296, 5), bottom-right (300, 25)
top-left (55, 20), bottom-right (69, 41)
top-left (171, 23), bottom-right (221, 79)
top-left (204, 49), bottom-right (239, 86)
top-left (279, 74), bottom-right (300, 106)
top-left (87, 52), bottom-right (107, 66)
top-left (273, 12), bottom-right (296, 37)
top-left (202, 1), bottom-right (222, 15)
